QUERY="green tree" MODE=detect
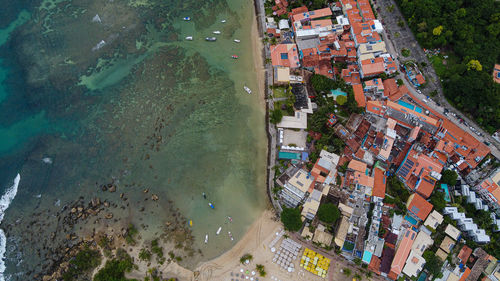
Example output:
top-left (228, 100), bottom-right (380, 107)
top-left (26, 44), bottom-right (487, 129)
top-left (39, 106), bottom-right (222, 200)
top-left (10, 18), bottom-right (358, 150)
top-left (430, 191), bottom-right (447, 211)
top-left (280, 207), bottom-right (303, 231)
top-left (336, 95), bottom-right (347, 105)
top-left (317, 203), bottom-right (341, 224)
top-left (441, 170), bottom-right (458, 186)
top-left (270, 108), bottom-right (283, 124)
top-left (433, 25), bottom-right (444, 36)
top-left (397, 79), bottom-right (404, 86)
top-left (422, 250), bottom-right (443, 278)
top-left (466, 59), bottom-right (482, 71)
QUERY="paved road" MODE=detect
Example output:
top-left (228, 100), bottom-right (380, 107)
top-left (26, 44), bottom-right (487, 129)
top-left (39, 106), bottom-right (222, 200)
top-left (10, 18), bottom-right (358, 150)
top-left (374, 0), bottom-right (500, 159)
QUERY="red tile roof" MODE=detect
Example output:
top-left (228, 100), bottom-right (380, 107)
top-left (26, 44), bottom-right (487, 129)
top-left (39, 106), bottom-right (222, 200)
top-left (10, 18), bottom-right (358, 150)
top-left (352, 84), bottom-right (366, 107)
top-left (390, 228), bottom-right (417, 277)
top-left (270, 44), bottom-right (300, 68)
top-left (458, 245), bottom-right (472, 264)
top-left (415, 74), bottom-right (425, 85)
top-left (373, 167), bottom-right (386, 199)
top-left (407, 194), bottom-right (433, 221)
top-left (361, 57), bottom-right (385, 77)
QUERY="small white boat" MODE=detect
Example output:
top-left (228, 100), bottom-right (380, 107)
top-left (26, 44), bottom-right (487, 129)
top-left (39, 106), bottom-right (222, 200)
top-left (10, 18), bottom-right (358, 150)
top-left (228, 231), bottom-right (234, 241)
top-left (185, 36), bottom-right (193, 40)
top-left (221, 19), bottom-right (227, 23)
top-left (244, 85), bottom-right (252, 94)
top-left (234, 39), bottom-right (241, 43)
top-left (216, 226), bottom-right (222, 235)
top-left (183, 17), bottom-right (191, 21)
top-left (205, 37), bottom-right (217, 42)
top-left (213, 30), bottom-right (221, 35)
top-left (205, 234), bottom-right (209, 243)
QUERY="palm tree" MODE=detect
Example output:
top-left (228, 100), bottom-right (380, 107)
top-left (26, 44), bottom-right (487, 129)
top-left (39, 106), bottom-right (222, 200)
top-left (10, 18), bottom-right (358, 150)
top-left (265, 58), bottom-right (272, 65)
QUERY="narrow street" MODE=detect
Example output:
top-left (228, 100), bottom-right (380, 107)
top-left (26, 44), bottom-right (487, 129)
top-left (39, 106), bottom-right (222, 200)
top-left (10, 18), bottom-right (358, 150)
top-left (374, 0), bottom-right (500, 158)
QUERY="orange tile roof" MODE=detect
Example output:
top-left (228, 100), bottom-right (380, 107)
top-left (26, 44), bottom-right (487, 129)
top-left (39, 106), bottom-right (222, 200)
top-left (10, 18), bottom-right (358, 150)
top-left (387, 101), bottom-right (439, 126)
top-left (366, 100), bottom-right (384, 115)
top-left (354, 171), bottom-right (374, 188)
top-left (407, 194), bottom-right (433, 221)
top-left (373, 167), bottom-right (386, 198)
top-left (270, 44), bottom-right (300, 68)
top-left (361, 57), bottom-right (385, 77)
top-left (365, 78), bottom-right (384, 91)
top-left (458, 245), bottom-right (472, 264)
top-left (458, 267), bottom-right (471, 281)
top-left (390, 228), bottom-right (417, 276)
top-left (383, 79), bottom-right (398, 97)
top-left (415, 74), bottom-right (425, 85)
top-left (311, 19), bottom-right (333, 28)
top-left (348, 159), bottom-right (367, 172)
top-left (416, 176), bottom-right (436, 199)
top-left (352, 84), bottom-right (366, 107)
top-left (290, 6), bottom-right (308, 15)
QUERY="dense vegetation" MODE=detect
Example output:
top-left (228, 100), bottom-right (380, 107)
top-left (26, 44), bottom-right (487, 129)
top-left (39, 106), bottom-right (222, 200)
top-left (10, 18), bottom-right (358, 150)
top-left (280, 207), bottom-right (303, 231)
top-left (383, 176), bottom-right (409, 214)
top-left (62, 246), bottom-right (101, 281)
top-left (422, 250), bottom-right (443, 279)
top-left (94, 248), bottom-right (137, 281)
top-left (440, 169), bottom-right (458, 186)
top-left (396, 0), bottom-right (500, 132)
top-left (317, 203), bottom-right (341, 224)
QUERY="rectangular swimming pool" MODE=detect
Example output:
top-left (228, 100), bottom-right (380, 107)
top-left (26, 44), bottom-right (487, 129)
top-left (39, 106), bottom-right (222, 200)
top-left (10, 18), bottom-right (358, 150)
top-left (278, 151), bottom-right (301, 160)
top-left (404, 215), bottom-right (418, 225)
top-left (398, 100), bottom-right (423, 113)
top-left (362, 250), bottom-right (373, 264)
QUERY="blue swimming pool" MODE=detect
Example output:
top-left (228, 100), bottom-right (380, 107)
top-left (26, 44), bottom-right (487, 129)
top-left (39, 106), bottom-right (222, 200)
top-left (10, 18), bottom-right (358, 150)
top-left (441, 184), bottom-right (451, 202)
top-left (398, 100), bottom-right (423, 113)
top-left (417, 272), bottom-right (427, 281)
top-left (398, 100), bottom-right (414, 110)
top-left (362, 250), bottom-right (373, 264)
top-left (404, 215), bottom-right (418, 225)
top-left (330, 88), bottom-right (347, 98)
top-left (278, 151), bottom-right (301, 160)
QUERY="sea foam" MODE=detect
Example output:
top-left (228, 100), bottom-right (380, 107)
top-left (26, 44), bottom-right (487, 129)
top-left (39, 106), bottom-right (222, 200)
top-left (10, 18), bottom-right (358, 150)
top-left (0, 174), bottom-right (20, 281)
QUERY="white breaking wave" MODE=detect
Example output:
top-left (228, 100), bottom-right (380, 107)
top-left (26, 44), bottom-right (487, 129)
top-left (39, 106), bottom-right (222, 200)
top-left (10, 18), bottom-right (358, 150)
top-left (0, 174), bottom-right (20, 281)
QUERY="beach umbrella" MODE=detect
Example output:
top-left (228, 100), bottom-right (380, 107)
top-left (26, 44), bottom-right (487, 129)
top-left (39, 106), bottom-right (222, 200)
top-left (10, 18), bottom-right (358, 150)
top-left (271, 247), bottom-right (276, 252)
top-left (240, 269), bottom-right (244, 273)
top-left (251, 271), bottom-right (255, 276)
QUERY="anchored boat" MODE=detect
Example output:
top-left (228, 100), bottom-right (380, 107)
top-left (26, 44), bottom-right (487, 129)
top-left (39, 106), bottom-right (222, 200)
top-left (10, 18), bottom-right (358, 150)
top-left (231, 55), bottom-right (239, 59)
top-left (213, 30), bottom-right (221, 35)
top-left (183, 17), bottom-right (191, 21)
top-left (185, 36), bottom-right (193, 41)
top-left (228, 231), bottom-right (234, 241)
top-left (221, 19), bottom-right (226, 23)
top-left (205, 37), bottom-right (217, 42)
top-left (208, 202), bottom-right (215, 209)
top-left (234, 39), bottom-right (241, 43)
top-left (244, 85), bottom-right (252, 94)
top-left (204, 234), bottom-right (208, 244)
top-left (189, 220), bottom-right (193, 227)
top-left (216, 227), bottom-right (222, 235)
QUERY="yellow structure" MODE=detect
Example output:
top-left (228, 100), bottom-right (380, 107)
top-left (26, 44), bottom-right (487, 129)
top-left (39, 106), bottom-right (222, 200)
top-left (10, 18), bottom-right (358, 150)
top-left (299, 248), bottom-right (330, 278)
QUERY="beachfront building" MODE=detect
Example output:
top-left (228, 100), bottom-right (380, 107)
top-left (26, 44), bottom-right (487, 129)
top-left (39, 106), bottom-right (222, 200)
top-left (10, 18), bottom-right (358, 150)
top-left (270, 43), bottom-right (300, 68)
top-left (280, 169), bottom-right (314, 208)
top-left (301, 189), bottom-right (322, 220)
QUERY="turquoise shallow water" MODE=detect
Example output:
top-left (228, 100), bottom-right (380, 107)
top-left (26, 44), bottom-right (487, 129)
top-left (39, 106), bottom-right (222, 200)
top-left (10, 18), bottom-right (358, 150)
top-left (0, 0), bottom-right (267, 278)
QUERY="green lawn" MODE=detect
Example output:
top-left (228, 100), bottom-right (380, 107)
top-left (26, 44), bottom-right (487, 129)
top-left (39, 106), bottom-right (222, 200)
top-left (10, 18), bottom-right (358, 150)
top-left (274, 100), bottom-right (294, 116)
top-left (429, 55), bottom-right (446, 77)
top-left (272, 86), bottom-right (288, 98)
